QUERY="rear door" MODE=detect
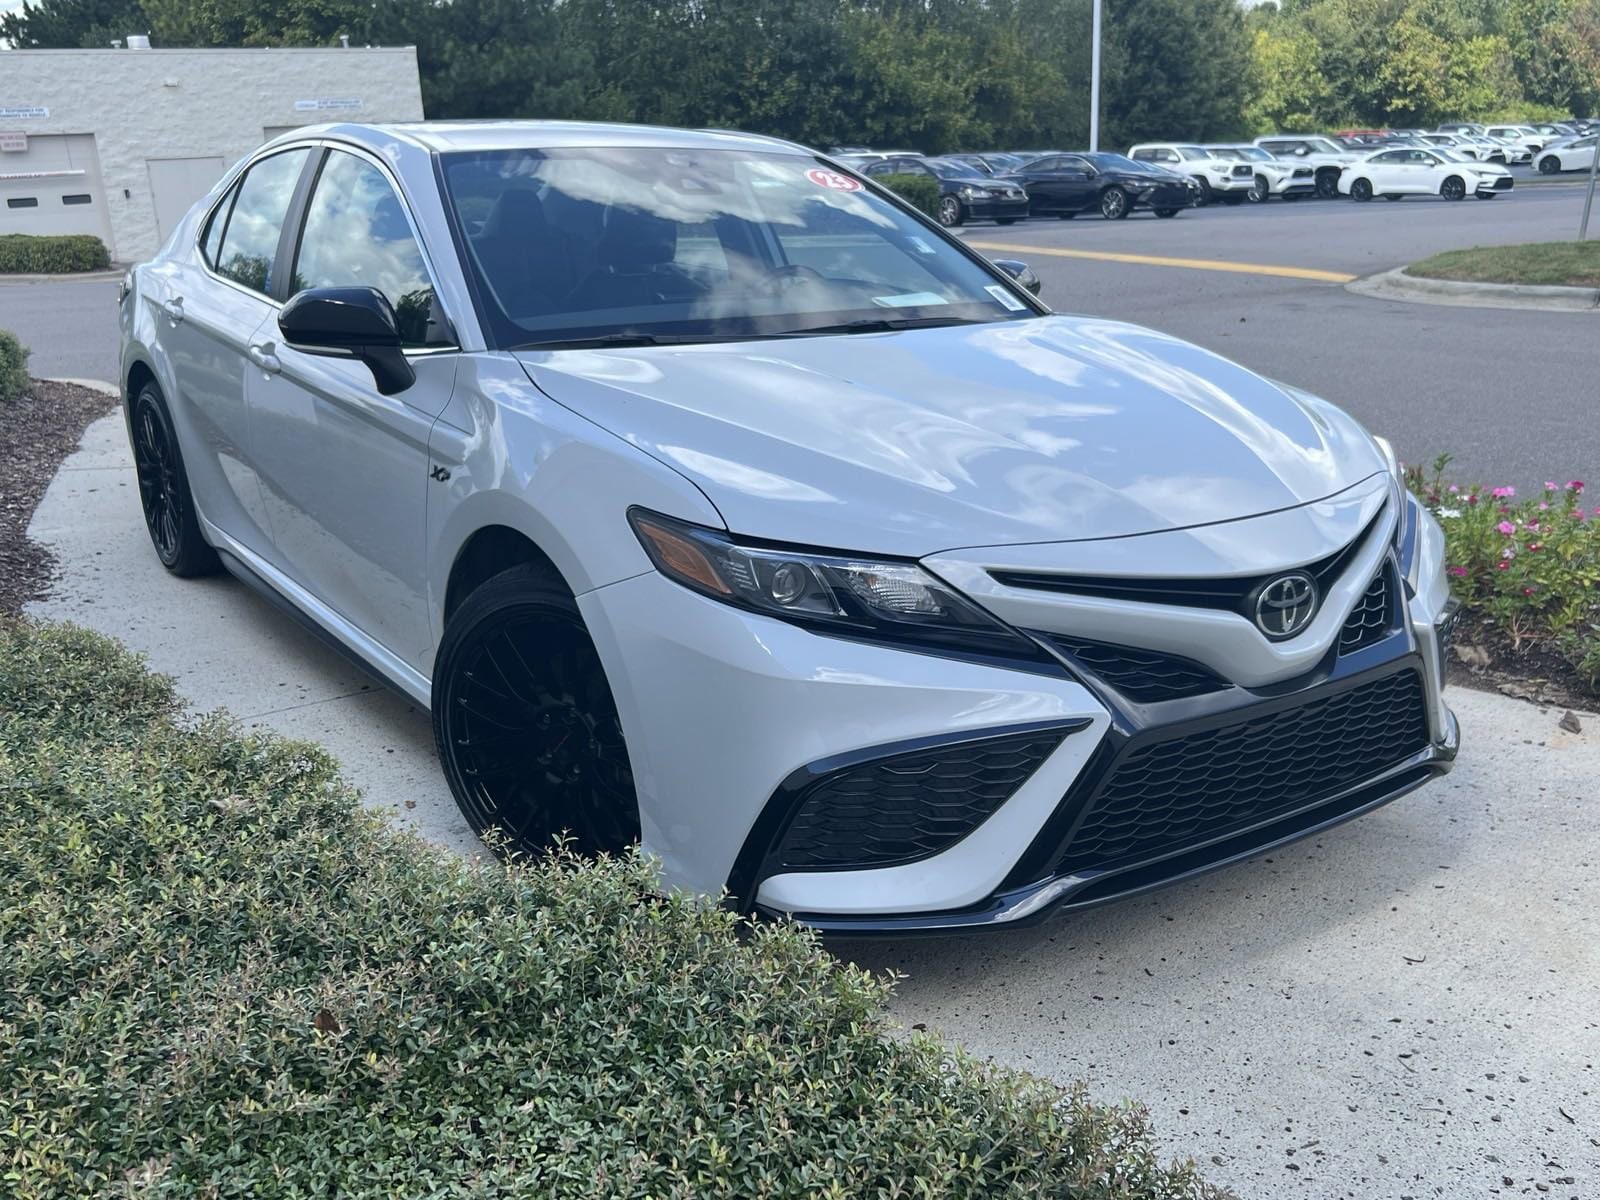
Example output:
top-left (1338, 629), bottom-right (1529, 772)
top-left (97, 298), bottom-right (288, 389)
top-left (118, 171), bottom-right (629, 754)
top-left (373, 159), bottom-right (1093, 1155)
top-left (243, 145), bottom-right (457, 671)
top-left (147, 145), bottom-right (313, 559)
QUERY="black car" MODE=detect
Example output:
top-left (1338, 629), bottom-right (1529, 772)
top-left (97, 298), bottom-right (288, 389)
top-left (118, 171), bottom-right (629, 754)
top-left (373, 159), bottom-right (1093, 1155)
top-left (1011, 152), bottom-right (1197, 219)
top-left (863, 155), bottom-right (1030, 227)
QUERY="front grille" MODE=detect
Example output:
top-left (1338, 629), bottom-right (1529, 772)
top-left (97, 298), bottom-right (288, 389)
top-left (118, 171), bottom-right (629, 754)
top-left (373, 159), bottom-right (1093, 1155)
top-left (1231, 165), bottom-right (1253, 178)
top-left (1040, 634), bottom-right (1228, 703)
top-left (772, 727), bottom-right (1066, 870)
top-left (1054, 669), bottom-right (1428, 874)
top-left (1293, 167), bottom-right (1314, 178)
top-left (1338, 568), bottom-right (1393, 654)
top-left (1493, 176), bottom-right (1513, 190)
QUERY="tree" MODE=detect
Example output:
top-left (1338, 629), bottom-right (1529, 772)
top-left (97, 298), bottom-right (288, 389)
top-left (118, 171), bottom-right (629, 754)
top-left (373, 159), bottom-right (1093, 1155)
top-left (0, 0), bottom-right (151, 48)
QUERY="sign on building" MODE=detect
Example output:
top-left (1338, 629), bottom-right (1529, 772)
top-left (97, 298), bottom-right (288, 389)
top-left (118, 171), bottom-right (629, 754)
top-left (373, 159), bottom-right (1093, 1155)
top-left (0, 132), bottom-right (28, 152)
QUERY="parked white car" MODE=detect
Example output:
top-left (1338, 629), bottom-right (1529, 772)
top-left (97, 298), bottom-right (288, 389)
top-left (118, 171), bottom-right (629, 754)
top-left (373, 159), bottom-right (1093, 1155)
top-left (1485, 125), bottom-right (1547, 155)
top-left (1127, 143), bottom-right (1253, 204)
top-left (1252, 135), bottom-right (1361, 198)
top-left (1534, 134), bottom-right (1598, 174)
top-left (1338, 147), bottom-right (1514, 201)
top-left (1418, 133), bottom-right (1484, 159)
top-left (1205, 145), bottom-right (1317, 201)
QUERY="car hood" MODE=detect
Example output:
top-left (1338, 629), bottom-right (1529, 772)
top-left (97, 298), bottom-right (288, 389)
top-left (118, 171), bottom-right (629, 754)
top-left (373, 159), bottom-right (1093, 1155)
top-left (515, 315), bottom-right (1387, 557)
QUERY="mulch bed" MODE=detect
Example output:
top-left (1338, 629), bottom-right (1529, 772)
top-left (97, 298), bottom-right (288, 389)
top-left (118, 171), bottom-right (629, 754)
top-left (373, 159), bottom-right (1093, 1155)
top-left (0, 378), bottom-right (119, 617)
top-left (1447, 614), bottom-right (1597, 716)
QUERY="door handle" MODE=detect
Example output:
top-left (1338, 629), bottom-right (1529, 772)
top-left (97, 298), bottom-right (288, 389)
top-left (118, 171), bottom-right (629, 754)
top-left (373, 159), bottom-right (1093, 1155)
top-left (161, 297), bottom-right (184, 325)
top-left (248, 342), bottom-right (281, 374)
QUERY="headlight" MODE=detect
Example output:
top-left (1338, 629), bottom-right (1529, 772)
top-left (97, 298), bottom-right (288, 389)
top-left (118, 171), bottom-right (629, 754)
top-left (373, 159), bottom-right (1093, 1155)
top-left (960, 184), bottom-right (982, 199)
top-left (629, 508), bottom-right (1056, 667)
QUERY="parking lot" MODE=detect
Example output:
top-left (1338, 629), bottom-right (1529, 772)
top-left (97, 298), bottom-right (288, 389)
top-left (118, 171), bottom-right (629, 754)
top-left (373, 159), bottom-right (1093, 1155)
top-left (12, 173), bottom-right (1600, 1199)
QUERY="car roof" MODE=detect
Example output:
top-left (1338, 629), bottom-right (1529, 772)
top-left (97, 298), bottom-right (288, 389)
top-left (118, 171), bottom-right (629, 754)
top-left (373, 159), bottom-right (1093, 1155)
top-left (281, 119), bottom-right (813, 157)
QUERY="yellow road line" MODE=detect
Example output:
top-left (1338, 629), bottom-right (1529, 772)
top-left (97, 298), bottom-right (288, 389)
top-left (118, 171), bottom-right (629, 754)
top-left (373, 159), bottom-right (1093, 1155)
top-left (966, 240), bottom-right (1358, 283)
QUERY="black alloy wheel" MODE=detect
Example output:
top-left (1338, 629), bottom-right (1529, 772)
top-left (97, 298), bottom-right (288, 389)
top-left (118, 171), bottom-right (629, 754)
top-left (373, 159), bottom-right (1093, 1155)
top-left (1247, 174), bottom-right (1270, 203)
top-left (433, 564), bottom-right (639, 860)
top-left (1315, 169), bottom-right (1341, 199)
top-left (1538, 156), bottom-right (1561, 175)
top-left (130, 382), bottom-right (219, 577)
top-left (1099, 186), bottom-right (1130, 219)
top-left (1441, 175), bottom-right (1467, 201)
top-left (937, 195), bottom-right (964, 227)
top-left (1350, 177), bottom-right (1374, 201)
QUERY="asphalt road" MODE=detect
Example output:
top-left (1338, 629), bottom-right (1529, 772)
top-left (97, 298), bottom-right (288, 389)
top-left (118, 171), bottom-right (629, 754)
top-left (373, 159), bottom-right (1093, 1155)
top-left (0, 275), bottom-right (121, 385)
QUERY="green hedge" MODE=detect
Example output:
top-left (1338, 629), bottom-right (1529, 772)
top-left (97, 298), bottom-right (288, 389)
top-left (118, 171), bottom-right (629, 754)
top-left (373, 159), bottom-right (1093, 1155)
top-left (880, 171), bottom-right (943, 219)
top-left (0, 329), bottom-right (28, 403)
top-left (0, 233), bottom-right (111, 274)
top-left (0, 620), bottom-right (1228, 1200)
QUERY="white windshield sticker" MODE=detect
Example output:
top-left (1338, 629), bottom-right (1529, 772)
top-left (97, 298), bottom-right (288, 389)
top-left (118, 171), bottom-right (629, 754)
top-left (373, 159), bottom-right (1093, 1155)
top-left (986, 284), bottom-right (1026, 311)
top-left (872, 292), bottom-right (949, 308)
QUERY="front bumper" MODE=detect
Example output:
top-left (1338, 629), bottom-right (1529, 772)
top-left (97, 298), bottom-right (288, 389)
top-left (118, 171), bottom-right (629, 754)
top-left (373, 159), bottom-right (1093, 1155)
top-left (965, 195), bottom-right (1031, 221)
top-left (1132, 182), bottom-right (1197, 210)
top-left (580, 488), bottom-right (1458, 932)
top-left (1475, 175), bottom-right (1515, 194)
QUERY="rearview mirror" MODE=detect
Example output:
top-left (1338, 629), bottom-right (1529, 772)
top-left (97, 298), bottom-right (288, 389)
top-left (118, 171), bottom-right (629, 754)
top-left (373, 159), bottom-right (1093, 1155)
top-left (278, 286), bottom-right (416, 396)
top-left (992, 259), bottom-right (1042, 297)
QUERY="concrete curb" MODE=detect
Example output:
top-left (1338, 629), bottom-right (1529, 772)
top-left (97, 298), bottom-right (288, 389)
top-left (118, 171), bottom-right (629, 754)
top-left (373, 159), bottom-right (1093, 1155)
top-left (0, 269), bottom-right (125, 284)
top-left (1348, 266), bottom-right (1600, 312)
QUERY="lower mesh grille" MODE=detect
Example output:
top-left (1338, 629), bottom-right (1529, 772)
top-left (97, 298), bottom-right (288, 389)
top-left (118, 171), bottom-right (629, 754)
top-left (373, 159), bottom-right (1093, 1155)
top-left (772, 728), bottom-right (1066, 870)
top-left (1339, 568), bottom-right (1394, 654)
top-left (1055, 669), bottom-right (1428, 874)
top-left (1040, 634), bottom-right (1228, 702)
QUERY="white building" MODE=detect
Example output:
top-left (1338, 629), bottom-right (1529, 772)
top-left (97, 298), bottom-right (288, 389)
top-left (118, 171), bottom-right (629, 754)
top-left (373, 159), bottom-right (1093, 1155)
top-left (0, 44), bottom-right (424, 263)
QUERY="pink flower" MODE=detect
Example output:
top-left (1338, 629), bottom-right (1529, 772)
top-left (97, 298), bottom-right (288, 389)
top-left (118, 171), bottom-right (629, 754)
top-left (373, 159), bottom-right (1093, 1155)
top-left (1568, 480), bottom-right (1585, 494)
top-left (1523, 586), bottom-right (1537, 597)
top-left (1529, 543), bottom-right (1543, 553)
top-left (1447, 484), bottom-right (1460, 494)
top-left (1539, 502), bottom-right (1550, 511)
top-left (1447, 565), bottom-right (1468, 578)
top-left (1496, 560), bottom-right (1510, 570)
top-left (1545, 481), bottom-right (1558, 492)
top-left (1467, 494), bottom-right (1479, 506)
top-left (1492, 486), bottom-right (1516, 499)
top-left (1497, 521), bottom-right (1516, 535)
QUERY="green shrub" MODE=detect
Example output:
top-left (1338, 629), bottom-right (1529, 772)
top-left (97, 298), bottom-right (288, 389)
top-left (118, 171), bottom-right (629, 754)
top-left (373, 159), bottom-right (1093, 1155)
top-left (1407, 456), bottom-right (1600, 687)
top-left (0, 233), bottom-right (111, 274)
top-left (880, 171), bottom-right (943, 219)
top-left (0, 329), bottom-right (28, 403)
top-left (0, 619), bottom-right (1227, 1200)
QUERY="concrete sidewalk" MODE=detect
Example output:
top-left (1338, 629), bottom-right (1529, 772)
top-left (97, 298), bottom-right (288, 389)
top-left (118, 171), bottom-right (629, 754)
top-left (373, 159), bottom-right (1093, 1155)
top-left (28, 409), bottom-right (1600, 1199)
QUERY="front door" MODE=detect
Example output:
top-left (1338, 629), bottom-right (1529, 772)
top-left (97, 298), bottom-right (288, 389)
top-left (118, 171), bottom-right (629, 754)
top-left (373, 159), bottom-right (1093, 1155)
top-left (244, 146), bottom-right (457, 674)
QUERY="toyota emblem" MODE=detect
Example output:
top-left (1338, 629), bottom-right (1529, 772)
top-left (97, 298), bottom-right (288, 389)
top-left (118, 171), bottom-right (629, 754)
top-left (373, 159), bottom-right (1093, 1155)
top-left (1254, 573), bottom-right (1317, 639)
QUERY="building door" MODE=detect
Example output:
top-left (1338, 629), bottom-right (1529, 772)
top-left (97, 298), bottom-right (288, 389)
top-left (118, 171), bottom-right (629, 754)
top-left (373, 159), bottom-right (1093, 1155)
top-left (146, 156), bottom-right (227, 243)
top-left (0, 132), bottom-right (112, 244)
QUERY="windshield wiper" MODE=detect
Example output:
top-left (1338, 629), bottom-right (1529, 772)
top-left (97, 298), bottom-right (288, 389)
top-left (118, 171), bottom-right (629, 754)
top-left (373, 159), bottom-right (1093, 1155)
top-left (511, 331), bottom-right (784, 351)
top-left (778, 315), bottom-right (998, 336)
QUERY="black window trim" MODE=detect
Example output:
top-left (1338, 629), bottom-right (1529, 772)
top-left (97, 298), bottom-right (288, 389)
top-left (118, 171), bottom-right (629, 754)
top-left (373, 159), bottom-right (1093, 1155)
top-left (198, 144), bottom-right (318, 309)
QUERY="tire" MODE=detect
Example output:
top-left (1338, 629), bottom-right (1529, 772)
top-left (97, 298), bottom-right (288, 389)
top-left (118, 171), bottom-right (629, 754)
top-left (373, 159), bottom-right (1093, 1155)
top-left (1384, 193), bottom-right (1404, 201)
top-left (1153, 207), bottom-right (1180, 218)
top-left (1193, 177), bottom-right (1212, 206)
top-left (1247, 174), bottom-right (1270, 203)
top-left (1441, 175), bottom-right (1467, 201)
top-left (937, 195), bottom-right (964, 227)
top-left (433, 563), bottom-right (639, 860)
top-left (129, 380), bottom-right (220, 577)
top-left (1315, 168), bottom-right (1340, 199)
top-left (996, 217), bottom-right (1018, 225)
top-left (1099, 186), bottom-right (1130, 219)
top-left (1538, 155), bottom-right (1561, 175)
top-left (1350, 177), bottom-right (1373, 202)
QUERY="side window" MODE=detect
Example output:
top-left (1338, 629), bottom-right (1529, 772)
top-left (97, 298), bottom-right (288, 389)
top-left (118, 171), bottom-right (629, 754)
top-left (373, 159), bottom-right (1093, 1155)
top-left (1131, 149), bottom-right (1154, 161)
top-left (292, 150), bottom-right (448, 348)
top-left (215, 149), bottom-right (310, 295)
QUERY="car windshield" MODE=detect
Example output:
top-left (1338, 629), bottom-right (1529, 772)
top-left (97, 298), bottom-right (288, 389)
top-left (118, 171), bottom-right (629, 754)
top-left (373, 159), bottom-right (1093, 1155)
top-left (927, 159), bottom-right (984, 179)
top-left (441, 146), bottom-right (1033, 350)
top-left (1081, 152), bottom-right (1143, 171)
top-left (1434, 149), bottom-right (1471, 163)
top-left (1177, 146), bottom-right (1210, 160)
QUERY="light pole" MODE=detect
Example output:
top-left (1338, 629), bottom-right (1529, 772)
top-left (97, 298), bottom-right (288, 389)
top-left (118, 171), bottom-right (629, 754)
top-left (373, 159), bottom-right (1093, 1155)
top-left (1089, 0), bottom-right (1103, 152)
top-left (1581, 136), bottom-right (1599, 240)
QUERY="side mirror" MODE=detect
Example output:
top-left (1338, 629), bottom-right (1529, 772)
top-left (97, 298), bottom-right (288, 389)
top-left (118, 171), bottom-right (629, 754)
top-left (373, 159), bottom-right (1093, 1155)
top-left (992, 259), bottom-right (1042, 297)
top-left (278, 286), bottom-right (415, 396)
top-left (1295, 146), bottom-right (1310, 157)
